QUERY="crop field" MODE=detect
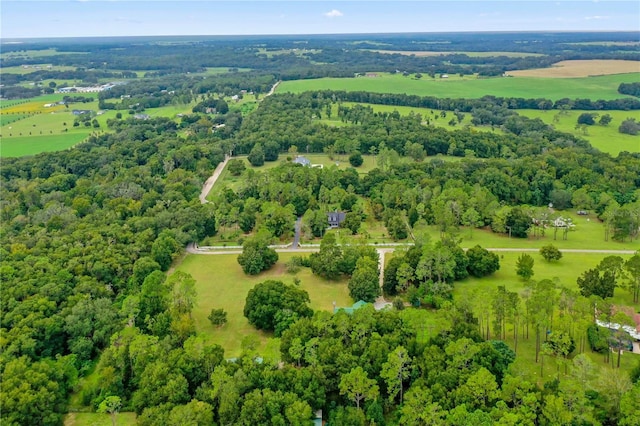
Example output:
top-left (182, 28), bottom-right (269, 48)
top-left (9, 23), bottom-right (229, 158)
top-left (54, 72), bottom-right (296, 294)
top-left (518, 109), bottom-right (640, 155)
top-left (1, 133), bottom-right (91, 157)
top-left (505, 59), bottom-right (640, 78)
top-left (174, 252), bottom-right (352, 357)
top-left (277, 72), bottom-right (639, 101)
top-left (368, 49), bottom-right (545, 58)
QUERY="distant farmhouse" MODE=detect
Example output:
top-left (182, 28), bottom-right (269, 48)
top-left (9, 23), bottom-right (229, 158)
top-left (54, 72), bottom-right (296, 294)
top-left (134, 113), bottom-right (151, 120)
top-left (327, 211), bottom-right (346, 228)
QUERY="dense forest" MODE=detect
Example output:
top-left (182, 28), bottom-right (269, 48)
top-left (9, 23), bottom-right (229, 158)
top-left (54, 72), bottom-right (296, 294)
top-left (1, 33), bottom-right (640, 425)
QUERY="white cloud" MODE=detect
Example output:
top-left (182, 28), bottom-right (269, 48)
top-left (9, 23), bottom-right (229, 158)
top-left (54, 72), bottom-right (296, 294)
top-left (584, 15), bottom-right (610, 20)
top-left (324, 9), bottom-right (343, 18)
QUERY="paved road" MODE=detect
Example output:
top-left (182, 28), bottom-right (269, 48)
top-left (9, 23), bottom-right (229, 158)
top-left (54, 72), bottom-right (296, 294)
top-left (199, 154), bottom-right (230, 204)
top-left (186, 243), bottom-right (636, 256)
top-left (292, 217), bottom-right (302, 249)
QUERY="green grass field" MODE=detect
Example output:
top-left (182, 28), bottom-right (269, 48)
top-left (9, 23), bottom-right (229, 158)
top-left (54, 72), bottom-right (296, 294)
top-left (174, 252), bottom-right (352, 358)
top-left (0, 98), bottom-right (195, 157)
top-left (452, 250), bottom-right (638, 382)
top-left (1, 64), bottom-right (77, 75)
top-left (367, 49), bottom-right (546, 58)
top-left (1, 133), bottom-right (91, 157)
top-left (324, 101), bottom-right (504, 134)
top-left (518, 109), bottom-right (640, 155)
top-left (0, 48), bottom-right (87, 59)
top-left (277, 72), bottom-right (640, 101)
top-left (64, 412), bottom-right (136, 426)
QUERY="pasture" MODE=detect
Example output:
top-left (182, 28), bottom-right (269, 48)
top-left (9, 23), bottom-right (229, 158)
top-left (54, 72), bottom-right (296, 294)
top-left (1, 64), bottom-right (77, 75)
top-left (518, 109), bottom-right (640, 155)
top-left (0, 96), bottom-right (196, 156)
top-left (277, 72), bottom-right (639, 101)
top-left (368, 49), bottom-right (545, 58)
top-left (505, 60), bottom-right (640, 78)
top-left (174, 252), bottom-right (353, 357)
top-left (0, 48), bottom-right (86, 59)
top-left (1, 133), bottom-right (91, 157)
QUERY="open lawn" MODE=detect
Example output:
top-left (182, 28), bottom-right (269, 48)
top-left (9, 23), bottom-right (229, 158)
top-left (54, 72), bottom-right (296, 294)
top-left (414, 210), bottom-right (640, 251)
top-left (174, 252), bottom-right (352, 358)
top-left (517, 109), bottom-right (640, 155)
top-left (506, 60), bottom-right (640, 78)
top-left (64, 412), bottom-right (136, 426)
top-left (277, 72), bottom-right (639, 101)
top-left (453, 252), bottom-right (634, 307)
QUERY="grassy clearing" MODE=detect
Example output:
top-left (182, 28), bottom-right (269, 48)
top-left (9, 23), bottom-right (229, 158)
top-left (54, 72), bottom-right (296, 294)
top-left (417, 210), bottom-right (640, 251)
top-left (326, 101), bottom-right (503, 134)
top-left (174, 252), bottom-right (352, 358)
top-left (452, 251), bottom-right (638, 383)
top-left (506, 60), bottom-right (640, 78)
top-left (277, 72), bottom-right (639, 101)
top-left (453, 252), bottom-right (634, 307)
top-left (517, 109), bottom-right (640, 155)
top-left (64, 412), bottom-right (136, 426)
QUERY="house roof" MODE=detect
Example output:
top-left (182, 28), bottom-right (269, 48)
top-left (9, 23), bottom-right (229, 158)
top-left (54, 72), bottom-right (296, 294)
top-left (334, 300), bottom-right (368, 314)
top-left (293, 156), bottom-right (311, 166)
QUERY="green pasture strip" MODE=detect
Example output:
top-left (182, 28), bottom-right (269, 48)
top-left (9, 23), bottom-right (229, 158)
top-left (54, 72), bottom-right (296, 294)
top-left (277, 72), bottom-right (640, 101)
top-left (175, 252), bottom-right (352, 358)
top-left (517, 109), bottom-right (640, 155)
top-left (0, 48), bottom-right (87, 59)
top-left (0, 133), bottom-right (90, 157)
top-left (366, 49), bottom-right (546, 58)
top-left (1, 65), bottom-right (77, 75)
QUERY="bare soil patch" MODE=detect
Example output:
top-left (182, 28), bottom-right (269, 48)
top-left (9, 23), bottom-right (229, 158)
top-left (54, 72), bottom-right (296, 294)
top-left (505, 60), bottom-right (640, 78)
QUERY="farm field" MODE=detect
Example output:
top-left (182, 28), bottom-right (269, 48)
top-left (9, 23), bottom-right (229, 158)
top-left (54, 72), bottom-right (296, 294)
top-left (505, 59), bottom-right (640, 78)
top-left (517, 109), bottom-right (640, 155)
top-left (277, 71), bottom-right (640, 101)
top-left (1, 64), bottom-right (77, 75)
top-left (1, 133), bottom-right (91, 157)
top-left (368, 49), bottom-right (545, 58)
top-left (0, 97), bottom-right (196, 156)
top-left (174, 252), bottom-right (352, 358)
top-left (0, 48), bottom-right (87, 59)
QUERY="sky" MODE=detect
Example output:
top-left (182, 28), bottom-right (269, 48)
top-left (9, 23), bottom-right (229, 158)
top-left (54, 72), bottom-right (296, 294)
top-left (1, 1), bottom-right (639, 39)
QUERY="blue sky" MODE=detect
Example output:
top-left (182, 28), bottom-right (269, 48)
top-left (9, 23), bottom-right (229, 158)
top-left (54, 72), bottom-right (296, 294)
top-left (2, 1), bottom-right (639, 39)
